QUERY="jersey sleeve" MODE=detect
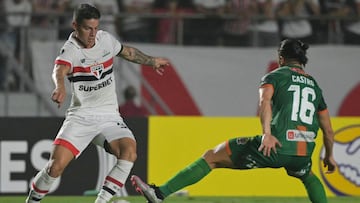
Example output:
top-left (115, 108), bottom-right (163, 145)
top-left (313, 78), bottom-right (328, 112)
top-left (260, 72), bottom-right (277, 88)
top-left (104, 31), bottom-right (122, 56)
top-left (54, 43), bottom-right (76, 70)
top-left (317, 92), bottom-right (328, 112)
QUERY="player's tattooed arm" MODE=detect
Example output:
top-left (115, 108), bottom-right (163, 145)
top-left (118, 45), bottom-right (155, 66)
top-left (118, 45), bottom-right (169, 75)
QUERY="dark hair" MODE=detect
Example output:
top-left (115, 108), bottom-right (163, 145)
top-left (278, 39), bottom-right (309, 66)
top-left (73, 3), bottom-right (101, 25)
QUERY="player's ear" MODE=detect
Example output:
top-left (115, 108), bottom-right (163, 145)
top-left (72, 21), bottom-right (77, 31)
top-left (278, 56), bottom-right (284, 66)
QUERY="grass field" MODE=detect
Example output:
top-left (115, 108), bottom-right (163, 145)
top-left (2, 196), bottom-right (360, 203)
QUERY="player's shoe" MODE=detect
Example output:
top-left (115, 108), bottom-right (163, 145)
top-left (131, 175), bottom-right (164, 203)
top-left (25, 190), bottom-right (43, 203)
top-left (25, 197), bottom-right (40, 203)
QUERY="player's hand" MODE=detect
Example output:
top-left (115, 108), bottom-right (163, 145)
top-left (51, 87), bottom-right (66, 108)
top-left (153, 57), bottom-right (170, 75)
top-left (258, 133), bottom-right (282, 157)
top-left (323, 155), bottom-right (337, 174)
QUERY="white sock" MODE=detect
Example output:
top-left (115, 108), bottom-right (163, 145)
top-left (26, 168), bottom-right (58, 202)
top-left (95, 160), bottom-right (133, 202)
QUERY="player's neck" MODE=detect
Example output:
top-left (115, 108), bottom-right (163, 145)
top-left (285, 63), bottom-right (303, 69)
top-left (286, 64), bottom-right (307, 75)
top-left (72, 34), bottom-right (89, 48)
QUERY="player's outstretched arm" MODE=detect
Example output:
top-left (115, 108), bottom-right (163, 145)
top-left (118, 45), bottom-right (169, 75)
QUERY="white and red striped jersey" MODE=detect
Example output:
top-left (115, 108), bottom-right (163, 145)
top-left (55, 30), bottom-right (122, 115)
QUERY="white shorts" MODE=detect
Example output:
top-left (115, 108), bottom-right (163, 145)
top-left (54, 113), bottom-right (135, 158)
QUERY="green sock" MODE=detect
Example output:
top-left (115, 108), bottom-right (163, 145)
top-left (302, 174), bottom-right (327, 203)
top-left (159, 158), bottom-right (211, 198)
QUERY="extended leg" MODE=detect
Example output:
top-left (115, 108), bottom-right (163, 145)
top-left (131, 141), bottom-right (233, 202)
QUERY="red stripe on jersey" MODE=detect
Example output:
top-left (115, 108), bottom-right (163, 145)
top-left (105, 176), bottom-right (124, 187)
top-left (53, 138), bottom-right (80, 157)
top-left (55, 59), bottom-right (71, 67)
top-left (73, 58), bottom-right (114, 73)
top-left (32, 182), bottom-right (49, 194)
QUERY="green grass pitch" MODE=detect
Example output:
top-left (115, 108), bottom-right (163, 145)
top-left (1, 196), bottom-right (360, 203)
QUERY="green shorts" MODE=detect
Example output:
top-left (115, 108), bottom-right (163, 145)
top-left (227, 135), bottom-right (312, 179)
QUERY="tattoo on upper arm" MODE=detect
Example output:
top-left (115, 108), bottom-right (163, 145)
top-left (120, 46), bottom-right (155, 66)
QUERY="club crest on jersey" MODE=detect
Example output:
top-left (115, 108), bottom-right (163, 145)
top-left (91, 64), bottom-right (105, 79)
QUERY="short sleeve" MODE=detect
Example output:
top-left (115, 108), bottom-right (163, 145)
top-left (318, 93), bottom-right (328, 112)
top-left (54, 43), bottom-right (75, 69)
top-left (260, 72), bottom-right (277, 88)
top-left (104, 31), bottom-right (122, 56)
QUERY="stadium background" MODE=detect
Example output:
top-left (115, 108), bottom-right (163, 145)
top-left (1, 1), bottom-right (360, 200)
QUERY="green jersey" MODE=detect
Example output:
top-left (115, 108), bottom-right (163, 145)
top-left (260, 65), bottom-right (327, 156)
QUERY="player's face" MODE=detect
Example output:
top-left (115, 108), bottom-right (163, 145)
top-left (74, 18), bottom-right (99, 48)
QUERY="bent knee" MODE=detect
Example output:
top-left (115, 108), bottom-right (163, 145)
top-left (202, 147), bottom-right (233, 169)
top-left (202, 149), bottom-right (216, 168)
top-left (112, 146), bottom-right (137, 162)
top-left (203, 149), bottom-right (215, 158)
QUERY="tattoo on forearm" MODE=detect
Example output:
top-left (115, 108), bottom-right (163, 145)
top-left (121, 47), bottom-right (155, 66)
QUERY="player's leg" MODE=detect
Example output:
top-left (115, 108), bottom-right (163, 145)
top-left (131, 135), bottom-right (271, 203)
top-left (131, 140), bottom-right (235, 202)
top-left (95, 119), bottom-right (136, 203)
top-left (95, 137), bottom-right (136, 203)
top-left (26, 115), bottom-right (96, 203)
top-left (26, 145), bottom-right (74, 203)
top-left (286, 157), bottom-right (327, 203)
top-left (159, 141), bottom-right (234, 197)
top-left (301, 172), bottom-right (327, 203)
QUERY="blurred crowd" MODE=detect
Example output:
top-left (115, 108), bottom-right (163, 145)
top-left (0, 0), bottom-right (360, 91)
top-left (1, 0), bottom-right (359, 45)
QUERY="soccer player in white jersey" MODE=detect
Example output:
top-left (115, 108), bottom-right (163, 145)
top-left (25, 3), bottom-right (169, 203)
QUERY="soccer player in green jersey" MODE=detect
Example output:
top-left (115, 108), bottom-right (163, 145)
top-left (131, 39), bottom-right (337, 203)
